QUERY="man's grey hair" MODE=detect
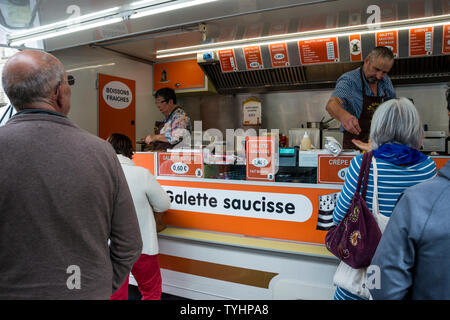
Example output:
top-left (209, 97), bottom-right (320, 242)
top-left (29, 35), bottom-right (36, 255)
top-left (1, 53), bottom-right (64, 110)
top-left (368, 46), bottom-right (395, 61)
top-left (370, 97), bottom-right (424, 150)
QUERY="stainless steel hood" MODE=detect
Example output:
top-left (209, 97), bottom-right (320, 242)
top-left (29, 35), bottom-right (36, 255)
top-left (199, 55), bottom-right (450, 94)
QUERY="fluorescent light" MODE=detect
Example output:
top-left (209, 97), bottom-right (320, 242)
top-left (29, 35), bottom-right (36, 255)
top-left (7, 0), bottom-right (218, 46)
top-left (156, 13), bottom-right (450, 58)
top-left (10, 7), bottom-right (121, 37)
top-left (130, 0), bottom-right (172, 7)
top-left (9, 17), bottom-right (122, 46)
top-left (66, 63), bottom-right (116, 72)
top-left (131, 0), bottom-right (218, 20)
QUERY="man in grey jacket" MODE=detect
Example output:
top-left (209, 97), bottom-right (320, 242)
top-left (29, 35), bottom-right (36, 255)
top-left (0, 50), bottom-right (142, 299)
top-left (369, 161), bottom-right (450, 300)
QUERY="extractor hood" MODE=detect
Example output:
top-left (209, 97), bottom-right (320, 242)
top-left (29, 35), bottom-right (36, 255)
top-left (199, 55), bottom-right (450, 94)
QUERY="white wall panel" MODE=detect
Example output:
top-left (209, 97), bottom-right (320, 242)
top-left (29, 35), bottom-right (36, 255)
top-left (53, 46), bottom-right (159, 142)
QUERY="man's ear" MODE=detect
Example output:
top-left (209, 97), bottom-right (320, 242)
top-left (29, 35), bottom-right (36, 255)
top-left (55, 85), bottom-right (64, 111)
top-left (364, 55), bottom-right (370, 64)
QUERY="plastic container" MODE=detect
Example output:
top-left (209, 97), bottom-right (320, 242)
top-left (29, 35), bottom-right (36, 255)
top-left (300, 131), bottom-right (311, 150)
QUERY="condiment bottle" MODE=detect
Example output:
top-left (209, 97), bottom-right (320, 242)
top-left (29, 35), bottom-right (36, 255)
top-left (301, 131), bottom-right (311, 150)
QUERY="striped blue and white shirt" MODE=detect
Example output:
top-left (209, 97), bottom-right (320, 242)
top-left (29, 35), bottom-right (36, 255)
top-left (333, 154), bottom-right (437, 225)
top-left (333, 153), bottom-right (437, 301)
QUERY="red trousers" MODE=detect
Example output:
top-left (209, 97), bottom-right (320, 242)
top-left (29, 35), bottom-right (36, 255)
top-left (110, 254), bottom-right (162, 300)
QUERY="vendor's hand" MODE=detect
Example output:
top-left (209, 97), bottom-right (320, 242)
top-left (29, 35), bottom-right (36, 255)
top-left (144, 134), bottom-right (154, 144)
top-left (342, 114), bottom-right (361, 135)
top-left (352, 139), bottom-right (371, 151)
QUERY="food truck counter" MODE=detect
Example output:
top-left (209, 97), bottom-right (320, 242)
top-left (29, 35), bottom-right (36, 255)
top-left (131, 150), bottom-right (449, 299)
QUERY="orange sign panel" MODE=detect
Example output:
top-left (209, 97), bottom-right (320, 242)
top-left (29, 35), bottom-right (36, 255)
top-left (243, 46), bottom-right (264, 70)
top-left (269, 43), bottom-right (290, 67)
top-left (318, 155), bottom-right (354, 184)
top-left (246, 136), bottom-right (276, 181)
top-left (161, 179), bottom-right (341, 244)
top-left (133, 152), bottom-right (156, 175)
top-left (349, 34), bottom-right (362, 61)
top-left (433, 157), bottom-right (450, 172)
top-left (298, 37), bottom-right (339, 65)
top-left (153, 59), bottom-right (205, 91)
top-left (376, 31), bottom-right (399, 58)
top-left (218, 49), bottom-right (238, 72)
top-left (98, 73), bottom-right (135, 147)
top-left (158, 152), bottom-right (203, 178)
top-left (443, 25), bottom-right (450, 54)
top-left (409, 27), bottom-right (433, 56)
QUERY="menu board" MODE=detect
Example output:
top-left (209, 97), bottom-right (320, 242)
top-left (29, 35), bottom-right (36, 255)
top-left (443, 25), bottom-right (450, 54)
top-left (158, 152), bottom-right (203, 178)
top-left (243, 46), bottom-right (264, 70)
top-left (349, 34), bottom-right (362, 62)
top-left (298, 37), bottom-right (339, 65)
top-left (268, 21), bottom-right (290, 68)
top-left (246, 136), bottom-right (276, 181)
top-left (376, 31), bottom-right (399, 58)
top-left (409, 27), bottom-right (433, 56)
top-left (269, 43), bottom-right (290, 67)
top-left (218, 49), bottom-right (238, 72)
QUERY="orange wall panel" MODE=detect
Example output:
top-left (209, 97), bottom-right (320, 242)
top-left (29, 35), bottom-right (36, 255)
top-left (153, 59), bottom-right (206, 91)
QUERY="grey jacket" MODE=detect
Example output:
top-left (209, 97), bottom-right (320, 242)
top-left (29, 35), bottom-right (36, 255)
top-left (0, 111), bottom-right (142, 299)
top-left (370, 161), bottom-right (450, 300)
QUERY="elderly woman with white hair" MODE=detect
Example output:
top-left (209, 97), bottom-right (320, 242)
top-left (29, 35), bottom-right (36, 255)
top-left (332, 97), bottom-right (437, 300)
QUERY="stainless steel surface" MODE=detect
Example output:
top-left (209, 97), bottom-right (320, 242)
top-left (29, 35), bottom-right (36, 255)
top-left (424, 131), bottom-right (446, 138)
top-left (422, 137), bottom-right (446, 152)
top-left (179, 83), bottom-right (450, 142)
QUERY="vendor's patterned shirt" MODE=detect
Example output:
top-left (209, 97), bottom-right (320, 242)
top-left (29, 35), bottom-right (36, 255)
top-left (160, 107), bottom-right (191, 144)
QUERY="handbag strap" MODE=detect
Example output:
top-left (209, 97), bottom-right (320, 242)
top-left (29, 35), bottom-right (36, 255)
top-left (354, 151), bottom-right (373, 198)
top-left (372, 156), bottom-right (379, 214)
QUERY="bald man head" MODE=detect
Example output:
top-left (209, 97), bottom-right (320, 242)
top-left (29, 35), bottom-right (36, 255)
top-left (2, 50), bottom-right (71, 115)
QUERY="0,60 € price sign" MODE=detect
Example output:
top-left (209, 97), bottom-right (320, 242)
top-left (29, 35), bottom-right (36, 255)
top-left (158, 152), bottom-right (203, 178)
top-left (171, 162), bottom-right (189, 174)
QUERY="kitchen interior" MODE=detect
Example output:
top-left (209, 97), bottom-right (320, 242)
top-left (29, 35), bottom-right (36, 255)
top-left (1, 0), bottom-right (450, 183)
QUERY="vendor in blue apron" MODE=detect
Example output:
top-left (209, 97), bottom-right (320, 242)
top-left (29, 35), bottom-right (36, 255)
top-left (325, 46), bottom-right (396, 150)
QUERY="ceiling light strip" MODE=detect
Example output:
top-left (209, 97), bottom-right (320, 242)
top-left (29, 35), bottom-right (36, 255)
top-left (9, 6), bottom-right (121, 38)
top-left (9, 18), bottom-right (123, 46)
top-left (131, 0), bottom-right (218, 19)
top-left (7, 0), bottom-right (219, 46)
